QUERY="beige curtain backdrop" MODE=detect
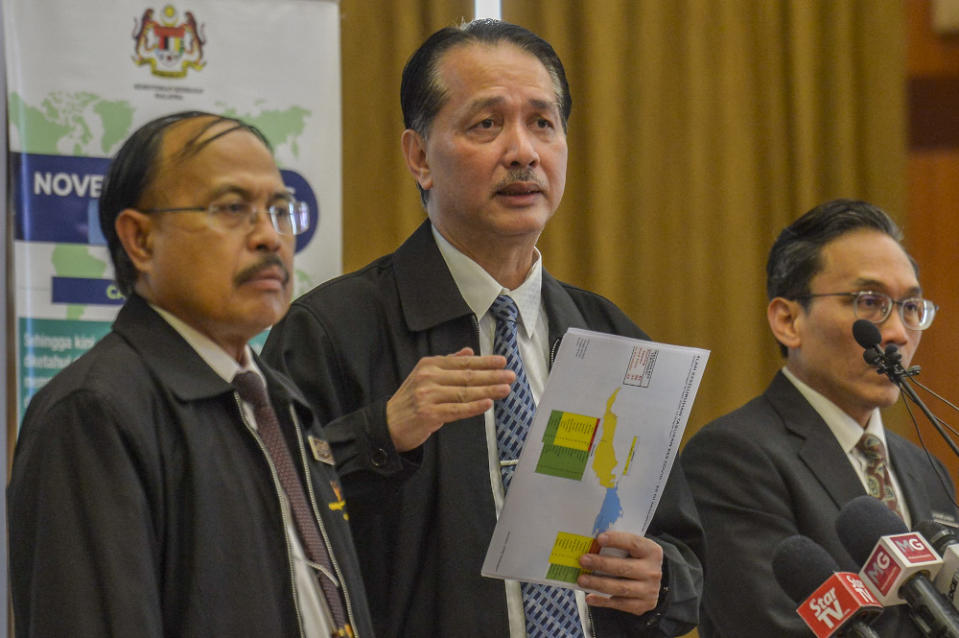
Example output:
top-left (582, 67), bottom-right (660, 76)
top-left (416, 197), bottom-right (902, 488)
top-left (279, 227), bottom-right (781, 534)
top-left (340, 0), bottom-right (907, 447)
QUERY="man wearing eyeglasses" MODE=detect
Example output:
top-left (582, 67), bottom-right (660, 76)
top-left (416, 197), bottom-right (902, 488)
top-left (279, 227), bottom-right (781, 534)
top-left (681, 198), bottom-right (957, 637)
top-left (7, 111), bottom-right (374, 638)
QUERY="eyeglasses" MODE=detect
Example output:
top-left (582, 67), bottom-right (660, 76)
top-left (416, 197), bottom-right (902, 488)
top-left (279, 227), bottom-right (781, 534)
top-left (794, 290), bottom-right (938, 331)
top-left (143, 199), bottom-right (311, 236)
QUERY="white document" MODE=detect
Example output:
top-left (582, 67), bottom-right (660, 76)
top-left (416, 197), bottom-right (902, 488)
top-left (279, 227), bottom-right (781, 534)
top-left (482, 327), bottom-right (709, 589)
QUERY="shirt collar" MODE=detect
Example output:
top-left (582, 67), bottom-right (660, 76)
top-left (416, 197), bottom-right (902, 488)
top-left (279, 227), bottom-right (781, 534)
top-left (151, 304), bottom-right (261, 382)
top-left (781, 366), bottom-right (887, 453)
top-left (431, 225), bottom-right (543, 338)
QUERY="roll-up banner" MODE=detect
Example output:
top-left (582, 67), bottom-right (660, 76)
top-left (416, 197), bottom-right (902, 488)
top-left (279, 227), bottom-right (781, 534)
top-left (4, 0), bottom-right (342, 422)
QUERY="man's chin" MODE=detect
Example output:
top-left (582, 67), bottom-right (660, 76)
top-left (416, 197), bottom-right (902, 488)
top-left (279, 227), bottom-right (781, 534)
top-left (872, 384), bottom-right (902, 409)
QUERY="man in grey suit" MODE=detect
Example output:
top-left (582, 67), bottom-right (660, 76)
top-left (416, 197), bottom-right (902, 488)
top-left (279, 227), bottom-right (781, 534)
top-left (681, 198), bottom-right (957, 637)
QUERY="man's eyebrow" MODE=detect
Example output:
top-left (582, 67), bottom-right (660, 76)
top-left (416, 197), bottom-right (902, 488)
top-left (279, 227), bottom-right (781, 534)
top-left (852, 277), bottom-right (922, 297)
top-left (465, 95), bottom-right (505, 115)
top-left (464, 95), bottom-right (560, 116)
top-left (206, 184), bottom-right (293, 202)
top-left (528, 97), bottom-right (559, 114)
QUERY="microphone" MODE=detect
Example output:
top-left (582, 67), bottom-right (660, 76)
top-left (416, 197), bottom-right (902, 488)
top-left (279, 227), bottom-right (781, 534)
top-left (853, 319), bottom-right (901, 379)
top-left (772, 535), bottom-right (882, 637)
top-left (851, 321), bottom-right (959, 462)
top-left (917, 520), bottom-right (959, 610)
top-left (853, 318), bottom-right (882, 350)
top-left (836, 495), bottom-right (959, 637)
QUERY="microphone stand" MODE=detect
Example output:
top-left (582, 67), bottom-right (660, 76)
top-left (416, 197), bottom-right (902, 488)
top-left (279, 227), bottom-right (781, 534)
top-left (874, 346), bottom-right (959, 460)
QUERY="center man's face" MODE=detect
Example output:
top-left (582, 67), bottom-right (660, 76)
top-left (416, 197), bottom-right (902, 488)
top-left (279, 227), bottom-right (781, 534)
top-left (788, 229), bottom-right (922, 423)
top-left (139, 119), bottom-right (295, 353)
top-left (417, 42), bottom-right (568, 252)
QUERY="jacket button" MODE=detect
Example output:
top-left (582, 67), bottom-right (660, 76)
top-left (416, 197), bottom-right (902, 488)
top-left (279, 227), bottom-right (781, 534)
top-left (371, 448), bottom-right (389, 468)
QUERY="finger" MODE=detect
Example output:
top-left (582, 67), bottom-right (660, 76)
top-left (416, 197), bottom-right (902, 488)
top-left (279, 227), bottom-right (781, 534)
top-left (434, 353), bottom-right (509, 370)
top-left (580, 559), bottom-right (662, 588)
top-left (429, 384), bottom-right (513, 405)
top-left (595, 532), bottom-right (662, 559)
top-left (410, 366), bottom-right (516, 391)
top-left (429, 398), bottom-right (499, 422)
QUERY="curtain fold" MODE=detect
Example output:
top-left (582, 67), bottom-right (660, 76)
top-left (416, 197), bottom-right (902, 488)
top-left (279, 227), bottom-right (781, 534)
top-left (340, 0), bottom-right (473, 265)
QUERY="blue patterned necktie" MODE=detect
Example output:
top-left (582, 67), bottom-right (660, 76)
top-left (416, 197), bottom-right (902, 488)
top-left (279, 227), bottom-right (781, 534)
top-left (857, 433), bottom-right (905, 520)
top-left (489, 295), bottom-right (584, 638)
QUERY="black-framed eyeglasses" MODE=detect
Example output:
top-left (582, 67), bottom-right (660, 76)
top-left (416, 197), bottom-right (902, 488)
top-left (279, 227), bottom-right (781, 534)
top-left (143, 200), bottom-right (311, 236)
top-left (794, 290), bottom-right (938, 331)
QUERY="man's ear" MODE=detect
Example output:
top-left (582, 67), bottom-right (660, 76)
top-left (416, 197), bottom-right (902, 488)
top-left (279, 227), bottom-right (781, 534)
top-left (401, 128), bottom-right (432, 191)
top-left (767, 297), bottom-right (803, 351)
top-left (114, 209), bottom-right (155, 274)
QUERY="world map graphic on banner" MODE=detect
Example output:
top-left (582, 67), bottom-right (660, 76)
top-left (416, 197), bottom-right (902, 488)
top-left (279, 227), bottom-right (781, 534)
top-left (8, 90), bottom-right (310, 161)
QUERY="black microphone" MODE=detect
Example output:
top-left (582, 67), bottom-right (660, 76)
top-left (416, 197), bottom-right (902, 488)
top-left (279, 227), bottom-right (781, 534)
top-left (853, 318), bottom-right (882, 350)
top-left (836, 495), bottom-right (959, 637)
top-left (852, 319), bottom-right (920, 382)
top-left (850, 322), bottom-right (959, 463)
top-left (772, 535), bottom-right (882, 637)
top-left (917, 520), bottom-right (959, 611)
top-left (853, 319), bottom-right (898, 376)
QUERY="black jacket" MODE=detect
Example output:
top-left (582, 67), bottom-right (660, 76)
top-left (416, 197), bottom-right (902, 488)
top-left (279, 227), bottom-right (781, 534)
top-left (263, 220), bottom-right (704, 637)
top-left (682, 371), bottom-right (958, 637)
top-left (8, 294), bottom-right (374, 638)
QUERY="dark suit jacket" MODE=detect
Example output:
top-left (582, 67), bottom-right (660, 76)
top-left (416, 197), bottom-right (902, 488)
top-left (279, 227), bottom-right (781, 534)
top-left (262, 220), bottom-right (704, 637)
top-left (680, 371), bottom-right (957, 637)
top-left (8, 294), bottom-right (375, 637)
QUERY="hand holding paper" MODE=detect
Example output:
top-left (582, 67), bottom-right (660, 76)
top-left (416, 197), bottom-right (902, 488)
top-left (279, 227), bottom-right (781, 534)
top-left (578, 531), bottom-right (664, 616)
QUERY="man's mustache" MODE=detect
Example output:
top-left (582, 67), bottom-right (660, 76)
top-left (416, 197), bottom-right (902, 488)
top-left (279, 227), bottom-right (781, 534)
top-left (493, 168), bottom-right (546, 193)
top-left (235, 255), bottom-right (290, 286)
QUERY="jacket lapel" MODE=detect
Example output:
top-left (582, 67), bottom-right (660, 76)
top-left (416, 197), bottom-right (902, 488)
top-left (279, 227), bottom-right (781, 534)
top-left (886, 434), bottom-right (932, 522)
top-left (766, 372), bottom-right (867, 510)
top-left (112, 294), bottom-right (234, 401)
top-left (393, 220), bottom-right (473, 333)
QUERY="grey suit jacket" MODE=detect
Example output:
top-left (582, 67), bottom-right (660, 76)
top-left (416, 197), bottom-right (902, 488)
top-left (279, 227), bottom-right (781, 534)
top-left (681, 371), bottom-right (957, 637)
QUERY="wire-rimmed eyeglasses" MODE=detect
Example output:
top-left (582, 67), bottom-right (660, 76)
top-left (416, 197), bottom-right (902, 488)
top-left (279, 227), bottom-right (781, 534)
top-left (793, 290), bottom-right (938, 331)
top-left (143, 199), bottom-right (311, 236)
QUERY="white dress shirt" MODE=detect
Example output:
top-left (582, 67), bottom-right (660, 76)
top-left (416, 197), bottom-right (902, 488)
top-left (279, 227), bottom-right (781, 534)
top-left (782, 366), bottom-right (911, 526)
top-left (432, 227), bottom-right (593, 637)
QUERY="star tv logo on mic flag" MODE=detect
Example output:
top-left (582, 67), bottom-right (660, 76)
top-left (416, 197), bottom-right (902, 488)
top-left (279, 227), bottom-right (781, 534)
top-left (797, 573), bottom-right (882, 638)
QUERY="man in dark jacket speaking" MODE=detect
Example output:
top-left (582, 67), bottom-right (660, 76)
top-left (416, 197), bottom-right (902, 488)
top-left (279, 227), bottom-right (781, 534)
top-left (8, 111), bottom-right (374, 638)
top-left (262, 20), bottom-right (703, 638)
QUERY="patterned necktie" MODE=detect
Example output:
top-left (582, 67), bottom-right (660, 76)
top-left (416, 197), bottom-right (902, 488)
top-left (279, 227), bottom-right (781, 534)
top-left (233, 371), bottom-right (353, 637)
top-left (489, 295), bottom-right (584, 638)
top-left (857, 433), bottom-right (905, 520)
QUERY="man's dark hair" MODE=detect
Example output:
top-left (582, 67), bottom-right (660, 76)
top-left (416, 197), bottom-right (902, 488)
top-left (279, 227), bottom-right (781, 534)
top-left (400, 19), bottom-right (572, 207)
top-left (99, 111), bottom-right (270, 296)
top-left (766, 198), bottom-right (914, 356)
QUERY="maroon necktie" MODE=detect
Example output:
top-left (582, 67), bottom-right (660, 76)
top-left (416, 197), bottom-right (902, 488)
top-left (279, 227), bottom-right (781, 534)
top-left (233, 371), bottom-right (352, 636)
top-left (857, 433), bottom-right (905, 521)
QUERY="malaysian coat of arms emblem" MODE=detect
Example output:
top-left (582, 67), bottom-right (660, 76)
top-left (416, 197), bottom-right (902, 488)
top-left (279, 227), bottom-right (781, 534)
top-left (132, 5), bottom-right (206, 78)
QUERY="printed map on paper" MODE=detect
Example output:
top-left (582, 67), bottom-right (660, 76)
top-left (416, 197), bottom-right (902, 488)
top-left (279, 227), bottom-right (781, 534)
top-left (482, 328), bottom-right (709, 589)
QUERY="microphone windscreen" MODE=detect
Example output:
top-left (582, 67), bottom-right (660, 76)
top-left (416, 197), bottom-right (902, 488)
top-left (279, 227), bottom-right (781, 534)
top-left (853, 319), bottom-right (882, 349)
top-left (772, 535), bottom-right (840, 603)
top-left (916, 519), bottom-right (959, 554)
top-left (836, 495), bottom-right (909, 566)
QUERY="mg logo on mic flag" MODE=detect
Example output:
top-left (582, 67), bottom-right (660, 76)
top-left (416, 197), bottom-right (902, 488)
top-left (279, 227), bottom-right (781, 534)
top-left (861, 532), bottom-right (942, 605)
